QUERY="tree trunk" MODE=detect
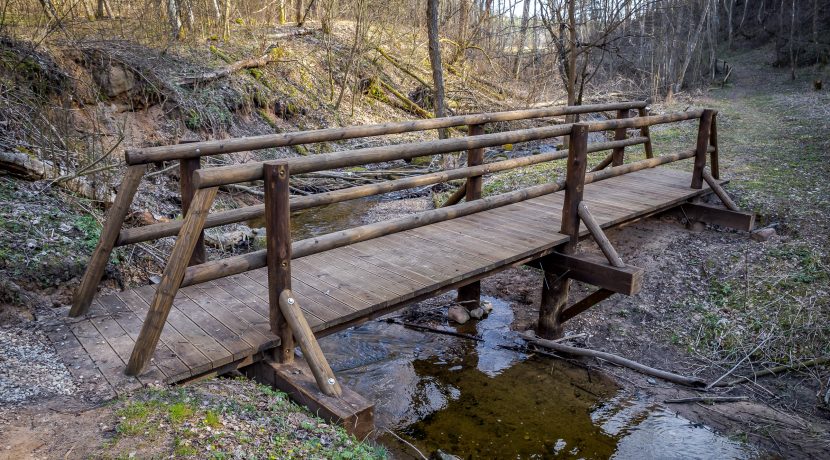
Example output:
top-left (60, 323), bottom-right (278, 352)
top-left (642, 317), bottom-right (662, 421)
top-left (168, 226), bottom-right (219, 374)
top-left (512, 0), bottom-right (531, 79)
top-left (295, 0), bottom-right (304, 25)
top-left (278, 0), bottom-right (286, 24)
top-left (427, 0), bottom-right (448, 140)
top-left (222, 0), bottom-right (231, 41)
top-left (675, 0), bottom-right (712, 93)
top-left (167, 0), bottom-right (182, 39)
top-left (452, 0), bottom-right (469, 64)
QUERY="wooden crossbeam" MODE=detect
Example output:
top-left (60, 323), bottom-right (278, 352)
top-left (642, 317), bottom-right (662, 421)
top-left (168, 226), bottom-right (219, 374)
top-left (534, 252), bottom-right (643, 296)
top-left (561, 288), bottom-right (615, 322)
top-left (678, 202), bottom-right (755, 231)
top-left (255, 358), bottom-right (374, 438)
top-left (577, 202), bottom-right (625, 268)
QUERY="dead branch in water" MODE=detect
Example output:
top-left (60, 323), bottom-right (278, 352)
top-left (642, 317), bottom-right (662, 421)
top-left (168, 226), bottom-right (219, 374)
top-left (386, 319), bottom-right (483, 342)
top-left (665, 396), bottom-right (749, 404)
top-left (521, 332), bottom-right (708, 387)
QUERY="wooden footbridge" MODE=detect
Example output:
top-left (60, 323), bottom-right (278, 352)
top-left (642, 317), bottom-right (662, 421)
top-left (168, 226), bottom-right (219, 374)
top-left (49, 101), bottom-right (754, 436)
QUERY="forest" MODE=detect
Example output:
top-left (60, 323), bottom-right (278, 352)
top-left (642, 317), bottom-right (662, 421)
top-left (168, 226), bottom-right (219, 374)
top-left (0, 0), bottom-right (829, 458)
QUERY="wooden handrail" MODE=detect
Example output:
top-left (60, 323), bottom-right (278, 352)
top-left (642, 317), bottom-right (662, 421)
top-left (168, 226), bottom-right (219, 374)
top-left (116, 137), bottom-right (649, 246)
top-left (192, 110), bottom-right (701, 190)
top-left (179, 148), bottom-right (701, 288)
top-left (125, 101), bottom-right (648, 164)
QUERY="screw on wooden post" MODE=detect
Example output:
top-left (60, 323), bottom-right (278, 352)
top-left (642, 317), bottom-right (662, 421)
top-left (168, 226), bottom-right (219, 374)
top-left (180, 157), bottom-right (207, 266)
top-left (538, 123), bottom-right (588, 339)
top-left (457, 123), bottom-right (485, 309)
top-left (278, 289), bottom-right (342, 397)
top-left (691, 109), bottom-right (715, 189)
top-left (709, 112), bottom-right (720, 179)
top-left (611, 109), bottom-right (629, 166)
top-left (264, 162), bottom-right (295, 364)
top-left (637, 107), bottom-right (654, 159)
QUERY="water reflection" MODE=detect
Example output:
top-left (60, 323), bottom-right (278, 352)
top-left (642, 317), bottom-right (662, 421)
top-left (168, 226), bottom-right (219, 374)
top-left (320, 296), bottom-right (758, 459)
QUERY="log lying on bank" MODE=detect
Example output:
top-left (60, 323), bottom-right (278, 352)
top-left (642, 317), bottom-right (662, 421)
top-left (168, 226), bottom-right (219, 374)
top-left (0, 150), bottom-right (113, 202)
top-left (177, 48), bottom-right (281, 86)
top-left (521, 332), bottom-right (707, 387)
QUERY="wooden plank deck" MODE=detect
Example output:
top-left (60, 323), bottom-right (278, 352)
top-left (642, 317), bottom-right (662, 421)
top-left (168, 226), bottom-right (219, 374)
top-left (48, 168), bottom-right (719, 393)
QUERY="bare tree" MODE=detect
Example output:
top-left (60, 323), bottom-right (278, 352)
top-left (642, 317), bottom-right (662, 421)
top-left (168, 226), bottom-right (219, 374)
top-left (427, 0), bottom-right (448, 139)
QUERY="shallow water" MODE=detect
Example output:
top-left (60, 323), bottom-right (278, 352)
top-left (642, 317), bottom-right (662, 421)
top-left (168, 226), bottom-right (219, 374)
top-left (319, 297), bottom-right (758, 459)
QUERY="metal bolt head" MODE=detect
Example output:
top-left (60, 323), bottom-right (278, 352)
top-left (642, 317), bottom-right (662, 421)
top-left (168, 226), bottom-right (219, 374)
top-left (287, 297), bottom-right (295, 305)
top-left (327, 378), bottom-right (335, 385)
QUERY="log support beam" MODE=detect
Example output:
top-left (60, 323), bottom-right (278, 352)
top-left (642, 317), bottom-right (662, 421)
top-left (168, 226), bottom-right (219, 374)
top-left (70, 164), bottom-right (146, 317)
top-left (457, 124), bottom-right (485, 308)
top-left (528, 252), bottom-right (643, 296)
top-left (538, 123), bottom-right (588, 339)
top-left (674, 202), bottom-right (755, 231)
top-left (691, 109), bottom-right (715, 189)
top-left (126, 186), bottom-right (218, 376)
top-left (264, 163), bottom-right (296, 364)
top-left (180, 157), bottom-right (207, 266)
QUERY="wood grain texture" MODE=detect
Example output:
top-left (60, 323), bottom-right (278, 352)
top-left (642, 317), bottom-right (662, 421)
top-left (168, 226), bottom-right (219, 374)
top-left (264, 163), bottom-right (295, 363)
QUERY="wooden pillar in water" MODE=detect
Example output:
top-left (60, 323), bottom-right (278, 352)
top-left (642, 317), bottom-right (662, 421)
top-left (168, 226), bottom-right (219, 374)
top-left (457, 124), bottom-right (485, 309)
top-left (538, 123), bottom-right (588, 339)
top-left (264, 162), bottom-right (296, 363)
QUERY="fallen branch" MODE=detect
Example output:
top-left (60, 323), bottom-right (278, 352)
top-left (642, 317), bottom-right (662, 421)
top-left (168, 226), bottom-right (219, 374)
top-left (521, 332), bottom-right (707, 387)
top-left (178, 48), bottom-right (280, 86)
top-left (727, 356), bottom-right (830, 385)
top-left (387, 319), bottom-right (482, 342)
top-left (664, 396), bottom-right (749, 404)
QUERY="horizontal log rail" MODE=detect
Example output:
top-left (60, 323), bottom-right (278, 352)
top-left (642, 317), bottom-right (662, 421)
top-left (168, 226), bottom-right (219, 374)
top-left (191, 110), bottom-right (703, 190)
top-left (179, 147), bottom-right (704, 288)
top-left (116, 137), bottom-right (649, 246)
top-left (125, 101), bottom-right (648, 165)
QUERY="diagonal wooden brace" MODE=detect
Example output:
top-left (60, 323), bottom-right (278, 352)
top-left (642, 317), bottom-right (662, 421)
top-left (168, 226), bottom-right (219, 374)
top-left (126, 186), bottom-right (218, 376)
top-left (577, 202), bottom-right (625, 268)
top-left (278, 289), bottom-right (342, 397)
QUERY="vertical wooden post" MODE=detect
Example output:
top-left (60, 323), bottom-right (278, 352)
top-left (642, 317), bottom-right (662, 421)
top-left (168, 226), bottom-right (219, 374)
top-left (264, 163), bottom-right (295, 364)
top-left (691, 109), bottom-right (715, 189)
top-left (709, 112), bottom-right (719, 179)
top-left (611, 109), bottom-right (629, 166)
top-left (180, 157), bottom-right (206, 266)
top-left (538, 123), bottom-right (588, 339)
top-left (638, 107), bottom-right (654, 159)
top-left (70, 164), bottom-right (146, 317)
top-left (457, 124), bottom-right (485, 308)
top-left (126, 186), bottom-right (218, 376)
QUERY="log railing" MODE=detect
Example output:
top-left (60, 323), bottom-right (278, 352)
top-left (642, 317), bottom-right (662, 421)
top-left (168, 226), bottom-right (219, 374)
top-left (68, 101), bottom-right (725, 386)
top-left (71, 101), bottom-right (652, 317)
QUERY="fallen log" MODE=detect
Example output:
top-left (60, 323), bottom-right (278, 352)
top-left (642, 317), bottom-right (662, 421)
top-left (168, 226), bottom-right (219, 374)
top-left (520, 332), bottom-right (707, 387)
top-left (178, 48), bottom-right (280, 86)
top-left (0, 150), bottom-right (113, 202)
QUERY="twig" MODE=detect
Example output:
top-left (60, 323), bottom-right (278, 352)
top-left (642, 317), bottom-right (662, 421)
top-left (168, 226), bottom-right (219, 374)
top-left (384, 429), bottom-right (427, 460)
top-left (707, 337), bottom-right (769, 390)
top-left (664, 396), bottom-right (749, 404)
top-left (521, 332), bottom-right (707, 387)
top-left (731, 356), bottom-right (830, 384)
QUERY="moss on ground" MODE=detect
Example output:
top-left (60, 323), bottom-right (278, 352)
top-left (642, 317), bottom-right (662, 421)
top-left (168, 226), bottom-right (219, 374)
top-left (101, 378), bottom-right (386, 460)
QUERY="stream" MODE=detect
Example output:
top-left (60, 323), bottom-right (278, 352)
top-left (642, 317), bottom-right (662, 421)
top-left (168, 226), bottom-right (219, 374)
top-left (318, 297), bottom-right (758, 459)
